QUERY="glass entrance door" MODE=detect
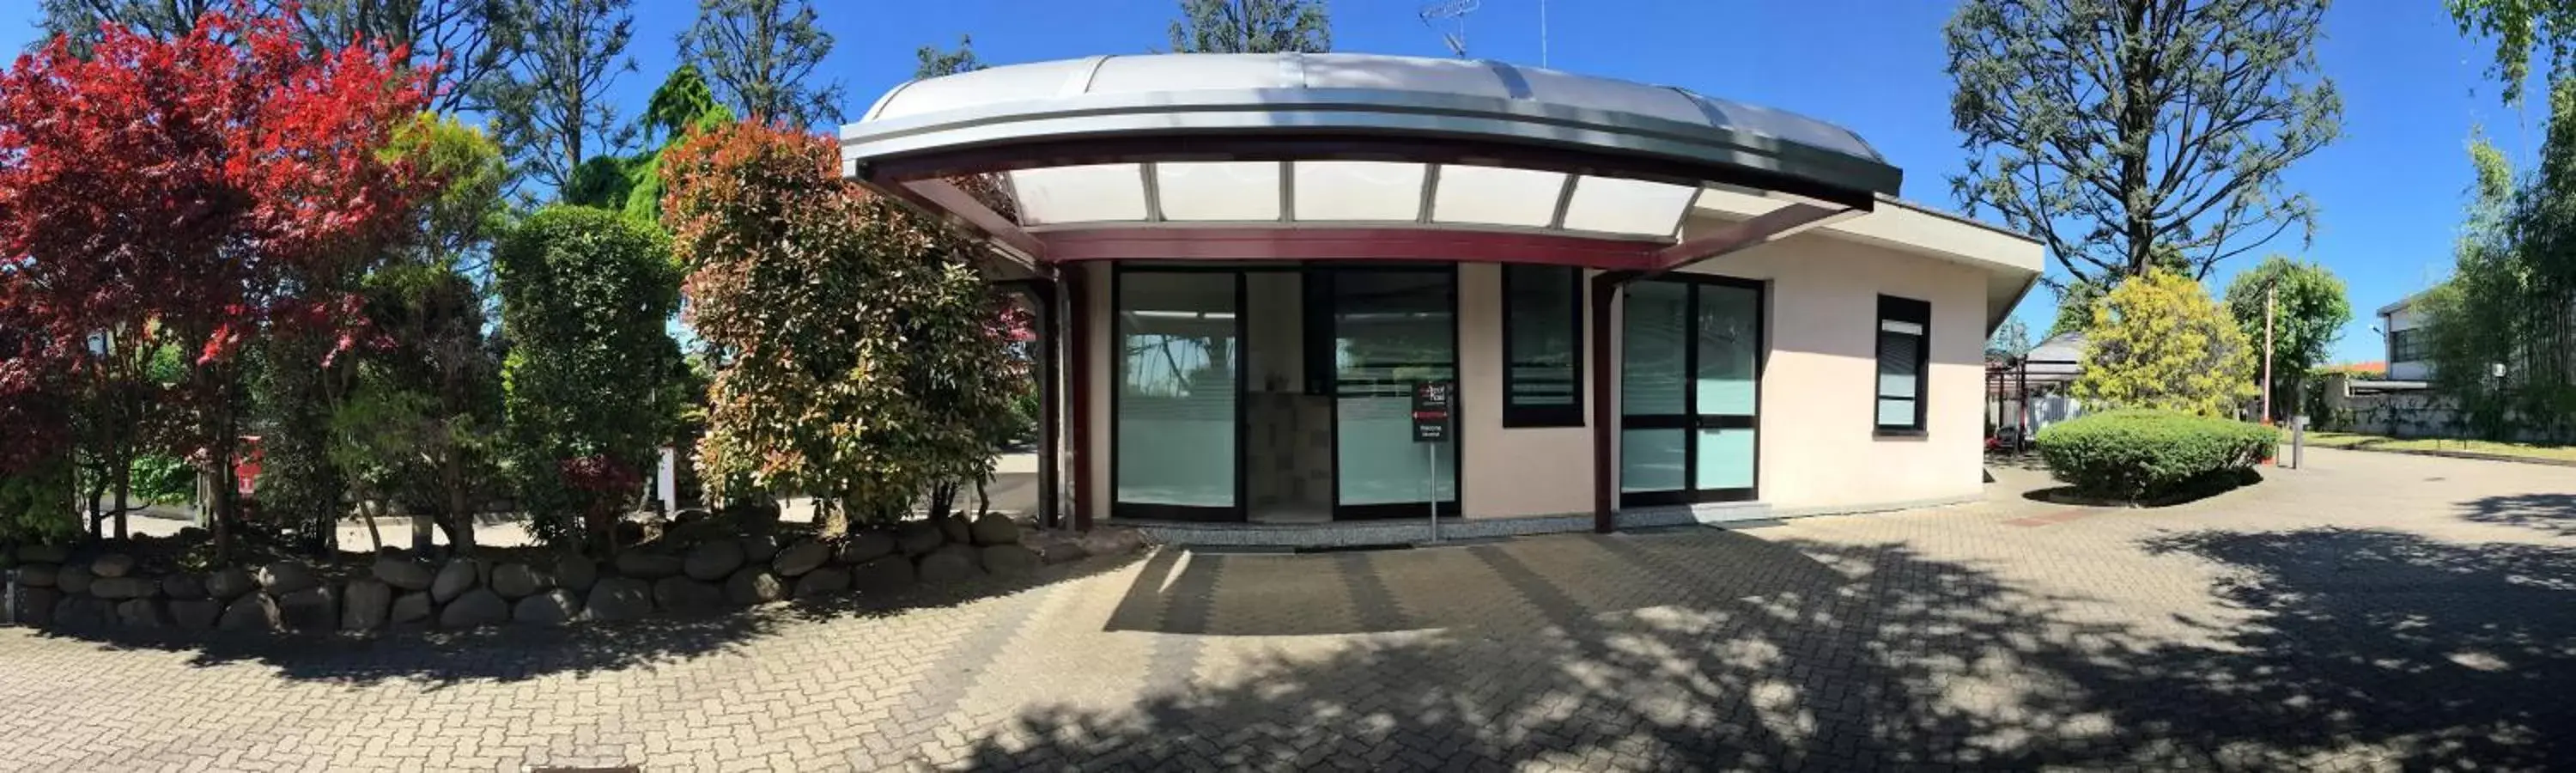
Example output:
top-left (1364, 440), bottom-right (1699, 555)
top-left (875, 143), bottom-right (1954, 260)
top-left (1620, 277), bottom-right (1762, 505)
top-left (1322, 268), bottom-right (1459, 520)
top-left (1114, 271), bottom-right (1243, 521)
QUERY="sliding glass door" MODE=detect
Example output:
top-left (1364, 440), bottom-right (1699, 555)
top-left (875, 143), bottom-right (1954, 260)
top-left (1621, 276), bottom-right (1762, 505)
top-left (1114, 271), bottom-right (1242, 521)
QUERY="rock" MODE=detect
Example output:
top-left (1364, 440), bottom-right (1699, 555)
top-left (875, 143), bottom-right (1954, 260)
top-left (88, 575), bottom-right (156, 600)
top-left (13, 587), bottom-right (58, 626)
top-left (917, 545), bottom-right (982, 584)
top-left (437, 588), bottom-right (508, 628)
top-left (255, 561), bottom-right (319, 595)
top-left (554, 554), bottom-right (598, 593)
top-left (837, 532), bottom-right (896, 565)
top-left (343, 579), bottom-right (392, 631)
top-left (772, 539), bottom-right (829, 577)
top-left (1039, 540), bottom-right (1090, 565)
top-left (724, 568), bottom-right (784, 606)
top-left (53, 595), bottom-right (111, 629)
top-left (114, 599), bottom-right (167, 628)
top-left (390, 592), bottom-right (433, 626)
top-left (219, 594), bottom-right (281, 631)
top-left (613, 551), bottom-right (684, 579)
top-left (277, 587), bottom-right (337, 631)
top-left (939, 514), bottom-right (973, 545)
top-left (683, 539), bottom-right (744, 581)
top-left (15, 563), bottom-right (58, 587)
top-left (170, 598), bottom-right (222, 630)
top-left (894, 520), bottom-right (945, 556)
top-left (848, 556), bottom-right (915, 593)
top-left (1078, 528), bottom-right (1147, 557)
top-left (56, 564), bottom-right (93, 596)
top-left (161, 573), bottom-right (208, 600)
top-left (489, 563), bottom-right (547, 599)
top-left (15, 541), bottom-right (66, 564)
top-left (792, 567), bottom-right (849, 600)
top-left (205, 566), bottom-right (255, 600)
top-left (584, 577), bottom-right (653, 622)
top-left (430, 559), bottom-right (480, 604)
top-left (970, 513), bottom-right (1021, 546)
top-left (373, 557), bottom-right (434, 591)
top-left (738, 534), bottom-right (779, 563)
top-left (979, 545), bottom-right (1042, 577)
top-left (513, 589), bottom-right (581, 627)
top-left (91, 553), bottom-right (136, 578)
top-left (653, 576), bottom-right (725, 614)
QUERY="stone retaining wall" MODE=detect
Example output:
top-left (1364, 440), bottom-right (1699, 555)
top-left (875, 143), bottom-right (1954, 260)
top-left (1, 513), bottom-right (1145, 635)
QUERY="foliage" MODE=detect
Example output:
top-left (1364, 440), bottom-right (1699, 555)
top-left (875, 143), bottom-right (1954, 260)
top-left (1945, 0), bottom-right (2342, 285)
top-left (2449, 0), bottom-right (2576, 106)
top-left (2224, 255), bottom-right (2351, 418)
top-left (128, 453), bottom-right (197, 504)
top-left (914, 34), bottom-right (983, 79)
top-left (678, 0), bottom-right (842, 127)
top-left (2072, 269), bottom-right (2259, 417)
top-left (662, 121), bottom-right (1019, 531)
top-left (563, 64), bottom-right (734, 222)
top-left (1986, 318), bottom-right (2032, 360)
top-left (482, 0), bottom-right (635, 195)
top-left (2036, 409), bottom-right (2276, 501)
top-left (0, 7), bottom-right (436, 551)
top-left (2044, 280), bottom-right (2105, 338)
top-left (0, 453), bottom-right (77, 545)
top-left (1168, 0), bottom-right (1331, 53)
top-left (35, 0), bottom-right (221, 52)
top-left (495, 204), bottom-right (679, 550)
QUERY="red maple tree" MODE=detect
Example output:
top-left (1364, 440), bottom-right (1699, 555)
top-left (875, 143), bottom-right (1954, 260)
top-left (0, 5), bottom-right (435, 550)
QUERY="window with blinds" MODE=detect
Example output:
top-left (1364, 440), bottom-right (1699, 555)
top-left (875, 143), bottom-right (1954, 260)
top-left (1875, 295), bottom-right (1930, 434)
top-left (1502, 265), bottom-right (1584, 427)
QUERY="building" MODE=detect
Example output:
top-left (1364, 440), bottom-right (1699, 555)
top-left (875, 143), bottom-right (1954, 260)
top-left (2379, 293), bottom-right (2432, 381)
top-left (839, 53), bottom-right (2043, 544)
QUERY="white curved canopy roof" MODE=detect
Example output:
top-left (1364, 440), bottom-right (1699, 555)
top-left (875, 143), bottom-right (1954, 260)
top-left (840, 52), bottom-right (1902, 241)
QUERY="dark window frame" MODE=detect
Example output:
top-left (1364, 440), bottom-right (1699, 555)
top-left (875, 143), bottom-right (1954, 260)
top-left (1501, 264), bottom-right (1587, 428)
top-left (2390, 328), bottom-right (2426, 363)
top-left (1874, 295), bottom-right (1930, 436)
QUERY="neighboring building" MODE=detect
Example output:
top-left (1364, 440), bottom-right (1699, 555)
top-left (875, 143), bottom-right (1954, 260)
top-left (840, 53), bottom-right (2043, 544)
top-left (2379, 293), bottom-right (2432, 380)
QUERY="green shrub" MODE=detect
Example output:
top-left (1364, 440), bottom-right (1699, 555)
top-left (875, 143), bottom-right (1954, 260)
top-left (2036, 409), bottom-right (2277, 501)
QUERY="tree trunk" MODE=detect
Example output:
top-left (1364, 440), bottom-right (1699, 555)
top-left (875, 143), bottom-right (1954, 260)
top-left (111, 454), bottom-right (130, 541)
top-left (361, 499), bottom-right (385, 552)
top-left (441, 453), bottom-right (474, 554)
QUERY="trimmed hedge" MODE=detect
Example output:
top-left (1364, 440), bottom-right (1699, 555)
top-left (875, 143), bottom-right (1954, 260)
top-left (2035, 410), bottom-right (2277, 502)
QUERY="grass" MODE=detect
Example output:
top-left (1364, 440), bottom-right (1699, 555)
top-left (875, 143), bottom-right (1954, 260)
top-left (2301, 431), bottom-right (2576, 463)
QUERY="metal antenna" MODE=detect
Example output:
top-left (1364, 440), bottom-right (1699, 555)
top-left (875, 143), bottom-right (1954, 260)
top-left (1419, 0), bottom-right (1479, 58)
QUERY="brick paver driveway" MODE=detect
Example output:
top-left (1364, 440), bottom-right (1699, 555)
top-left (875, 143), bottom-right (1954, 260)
top-left (3, 447), bottom-right (2571, 771)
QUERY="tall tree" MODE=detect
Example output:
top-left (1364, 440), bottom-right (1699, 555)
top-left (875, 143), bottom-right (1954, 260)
top-left (288, 0), bottom-right (527, 114)
top-left (562, 64), bottom-right (732, 222)
top-left (914, 34), bottom-right (982, 79)
top-left (0, 8), bottom-right (434, 555)
top-left (2223, 255), bottom-right (2350, 420)
top-left (35, 0), bottom-right (222, 51)
top-left (677, 0), bottom-right (841, 128)
top-left (1167, 0), bottom-right (1330, 53)
top-left (2444, 2), bottom-right (2576, 439)
top-left (483, 0), bottom-right (635, 196)
top-left (1945, 0), bottom-right (2342, 287)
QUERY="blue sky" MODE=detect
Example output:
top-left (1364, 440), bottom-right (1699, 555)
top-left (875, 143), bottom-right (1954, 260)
top-left (2, 0), bottom-right (2543, 362)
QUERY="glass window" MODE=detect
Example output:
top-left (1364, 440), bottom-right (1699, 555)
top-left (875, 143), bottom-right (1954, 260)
top-left (1503, 265), bottom-right (1583, 427)
top-left (1115, 272), bottom-right (1240, 514)
top-left (2390, 328), bottom-right (2426, 362)
top-left (1876, 295), bottom-right (1930, 434)
top-left (1330, 270), bottom-right (1458, 509)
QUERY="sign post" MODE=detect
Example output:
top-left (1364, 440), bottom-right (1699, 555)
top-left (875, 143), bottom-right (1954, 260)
top-left (1412, 380), bottom-right (1455, 544)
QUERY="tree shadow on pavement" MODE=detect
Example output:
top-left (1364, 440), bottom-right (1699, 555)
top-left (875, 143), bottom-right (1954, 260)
top-left (38, 551), bottom-right (1146, 689)
top-left (2459, 492), bottom-right (2576, 537)
top-left (950, 526), bottom-right (2575, 770)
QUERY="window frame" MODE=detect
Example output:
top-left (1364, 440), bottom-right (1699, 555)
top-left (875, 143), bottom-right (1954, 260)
top-left (1500, 264), bottom-right (1587, 428)
top-left (1874, 295), bottom-right (1931, 436)
top-left (2390, 328), bottom-right (2426, 363)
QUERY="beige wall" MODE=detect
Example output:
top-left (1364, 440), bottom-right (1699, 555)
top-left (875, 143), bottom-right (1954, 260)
top-left (1668, 217), bottom-right (1990, 510)
top-left (1455, 263), bottom-right (1597, 518)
